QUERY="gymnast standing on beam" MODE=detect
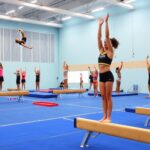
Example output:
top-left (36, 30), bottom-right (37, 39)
top-left (88, 67), bottom-right (93, 91)
top-left (21, 69), bottom-right (26, 90)
top-left (115, 61), bottom-right (123, 93)
top-left (63, 61), bottom-right (69, 89)
top-left (98, 14), bottom-right (119, 123)
top-left (146, 56), bottom-right (150, 97)
top-left (80, 73), bottom-right (83, 89)
top-left (15, 29), bottom-right (32, 49)
top-left (35, 67), bottom-right (40, 91)
top-left (0, 63), bottom-right (4, 91)
top-left (14, 69), bottom-right (21, 90)
top-left (93, 67), bottom-right (98, 97)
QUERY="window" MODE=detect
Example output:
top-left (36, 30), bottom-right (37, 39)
top-left (68, 71), bottom-right (89, 83)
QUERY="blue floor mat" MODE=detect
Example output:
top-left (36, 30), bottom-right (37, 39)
top-left (88, 92), bottom-right (138, 97)
top-left (27, 92), bottom-right (58, 98)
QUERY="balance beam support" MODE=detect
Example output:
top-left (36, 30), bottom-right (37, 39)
top-left (145, 117), bottom-right (150, 127)
top-left (135, 107), bottom-right (150, 127)
top-left (53, 89), bottom-right (86, 99)
top-left (80, 131), bottom-right (93, 148)
top-left (0, 91), bottom-right (29, 102)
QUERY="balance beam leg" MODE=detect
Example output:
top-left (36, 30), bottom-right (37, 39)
top-left (145, 117), bottom-right (150, 127)
top-left (56, 94), bottom-right (62, 100)
top-left (79, 93), bottom-right (84, 98)
top-left (80, 131), bottom-right (93, 148)
top-left (17, 96), bottom-right (23, 102)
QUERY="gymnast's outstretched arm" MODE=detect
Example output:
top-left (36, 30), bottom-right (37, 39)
top-left (98, 18), bottom-right (104, 53)
top-left (105, 14), bottom-right (113, 53)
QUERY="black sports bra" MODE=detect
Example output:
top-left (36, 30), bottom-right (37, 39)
top-left (98, 52), bottom-right (112, 65)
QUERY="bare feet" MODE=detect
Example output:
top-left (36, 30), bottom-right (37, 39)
top-left (102, 119), bottom-right (111, 123)
top-left (99, 118), bottom-right (111, 123)
top-left (99, 117), bottom-right (107, 122)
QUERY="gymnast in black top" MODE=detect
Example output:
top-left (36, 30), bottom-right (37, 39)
top-left (98, 51), bottom-right (112, 65)
top-left (88, 67), bottom-right (93, 90)
top-left (98, 14), bottom-right (119, 123)
top-left (35, 67), bottom-right (40, 91)
top-left (15, 29), bottom-right (32, 49)
top-left (14, 69), bottom-right (21, 90)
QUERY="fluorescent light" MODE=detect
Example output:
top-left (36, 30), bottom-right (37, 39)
top-left (91, 7), bottom-right (104, 13)
top-left (5, 10), bottom-right (16, 15)
top-left (18, 6), bottom-right (24, 10)
top-left (31, 0), bottom-right (37, 4)
top-left (0, 15), bottom-right (63, 28)
top-left (118, 2), bottom-right (134, 9)
top-left (124, 0), bottom-right (135, 4)
top-left (61, 16), bottom-right (72, 21)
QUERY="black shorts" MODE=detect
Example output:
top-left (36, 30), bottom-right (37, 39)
top-left (90, 80), bottom-right (93, 83)
top-left (0, 76), bottom-right (4, 82)
top-left (36, 79), bottom-right (40, 82)
top-left (22, 79), bottom-right (26, 83)
top-left (16, 79), bottom-right (20, 85)
top-left (22, 37), bottom-right (26, 43)
top-left (99, 71), bottom-right (114, 83)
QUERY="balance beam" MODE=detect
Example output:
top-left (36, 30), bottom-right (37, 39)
top-left (74, 118), bottom-right (150, 147)
top-left (53, 89), bottom-right (86, 99)
top-left (136, 107), bottom-right (150, 116)
top-left (0, 91), bottom-right (29, 101)
top-left (125, 107), bottom-right (150, 127)
top-left (7, 88), bottom-right (18, 91)
top-left (53, 89), bottom-right (86, 94)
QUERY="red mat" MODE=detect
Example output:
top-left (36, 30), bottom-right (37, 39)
top-left (32, 101), bottom-right (58, 107)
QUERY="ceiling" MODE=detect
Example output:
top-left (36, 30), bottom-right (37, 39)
top-left (0, 0), bottom-right (136, 27)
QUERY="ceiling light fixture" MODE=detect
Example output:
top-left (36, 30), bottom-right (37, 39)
top-left (91, 7), bottom-right (105, 13)
top-left (0, 15), bottom-right (63, 28)
top-left (118, 2), bottom-right (134, 9)
top-left (124, 0), bottom-right (135, 4)
top-left (61, 16), bottom-right (72, 21)
top-left (18, 6), bottom-right (24, 10)
top-left (31, 0), bottom-right (37, 4)
top-left (5, 10), bottom-right (16, 15)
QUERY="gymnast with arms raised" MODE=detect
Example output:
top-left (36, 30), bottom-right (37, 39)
top-left (115, 61), bottom-right (123, 93)
top-left (15, 29), bottom-right (32, 49)
top-left (146, 56), bottom-right (150, 97)
top-left (98, 14), bottom-right (119, 123)
top-left (88, 67), bottom-right (93, 91)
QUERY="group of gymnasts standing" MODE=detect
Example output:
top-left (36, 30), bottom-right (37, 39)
top-left (0, 65), bottom-right (40, 91)
top-left (88, 61), bottom-right (123, 96)
top-left (14, 68), bottom-right (40, 91)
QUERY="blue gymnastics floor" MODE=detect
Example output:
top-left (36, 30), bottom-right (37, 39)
top-left (0, 93), bottom-right (150, 150)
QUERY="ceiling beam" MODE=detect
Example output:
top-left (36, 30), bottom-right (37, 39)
top-left (0, 0), bottom-right (95, 19)
top-left (0, 15), bottom-right (63, 28)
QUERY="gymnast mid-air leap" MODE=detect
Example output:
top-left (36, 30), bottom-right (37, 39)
top-left (15, 29), bottom-right (32, 49)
